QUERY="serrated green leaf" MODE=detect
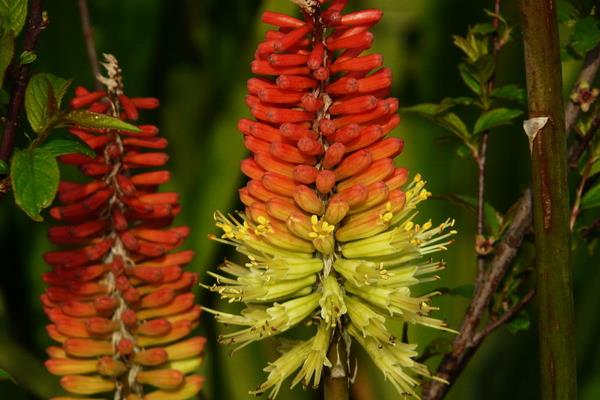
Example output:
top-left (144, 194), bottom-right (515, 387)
top-left (438, 96), bottom-right (475, 113)
top-left (10, 148), bottom-right (59, 221)
top-left (25, 73), bottom-right (72, 133)
top-left (492, 84), bottom-right (526, 104)
top-left (0, 159), bottom-right (7, 174)
top-left (0, 368), bottom-right (16, 384)
top-left (474, 107), bottom-right (523, 135)
top-left (458, 63), bottom-right (481, 95)
top-left (19, 50), bottom-right (36, 65)
top-left (0, 32), bottom-right (14, 86)
top-left (402, 103), bottom-right (471, 140)
top-left (442, 112), bottom-right (471, 139)
top-left (571, 16), bottom-right (600, 56)
top-left (507, 311), bottom-right (531, 334)
top-left (472, 54), bottom-right (495, 85)
top-left (0, 0), bottom-right (28, 35)
top-left (581, 183), bottom-right (600, 209)
top-left (41, 133), bottom-right (95, 158)
top-left (62, 110), bottom-right (141, 132)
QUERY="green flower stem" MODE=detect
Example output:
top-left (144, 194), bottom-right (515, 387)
top-left (324, 331), bottom-right (349, 400)
top-left (520, 1), bottom-right (577, 398)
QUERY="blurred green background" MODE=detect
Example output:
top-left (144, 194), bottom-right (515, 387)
top-left (0, 0), bottom-right (599, 399)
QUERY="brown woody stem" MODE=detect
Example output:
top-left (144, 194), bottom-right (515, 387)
top-left (0, 0), bottom-right (46, 163)
top-left (521, 0), bottom-right (577, 398)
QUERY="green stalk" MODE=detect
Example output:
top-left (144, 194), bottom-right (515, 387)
top-left (520, 1), bottom-right (577, 398)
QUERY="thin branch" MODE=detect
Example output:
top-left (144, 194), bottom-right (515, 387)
top-left (568, 111), bottom-right (600, 169)
top-left (570, 155), bottom-right (594, 230)
top-left (0, 0), bottom-right (46, 163)
top-left (472, 289), bottom-right (535, 345)
top-left (77, 0), bottom-right (102, 90)
top-left (474, 0), bottom-right (501, 287)
top-left (565, 44), bottom-right (600, 136)
top-left (422, 190), bottom-right (532, 400)
top-left (582, 215), bottom-right (600, 239)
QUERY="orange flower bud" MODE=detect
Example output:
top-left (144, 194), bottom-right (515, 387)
top-left (96, 357), bottom-right (127, 377)
top-left (136, 369), bottom-right (184, 390)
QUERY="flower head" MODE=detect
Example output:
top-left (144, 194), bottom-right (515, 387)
top-left (206, 2), bottom-right (456, 398)
top-left (43, 55), bottom-right (204, 399)
top-left (570, 81), bottom-right (599, 112)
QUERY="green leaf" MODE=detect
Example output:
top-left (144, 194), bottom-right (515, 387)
top-left (458, 62), bottom-right (481, 94)
top-left (581, 183), bottom-right (600, 209)
top-left (0, 32), bottom-right (14, 85)
top-left (0, 0), bottom-right (28, 35)
top-left (62, 110), bottom-right (141, 132)
top-left (25, 73), bottom-right (72, 133)
top-left (415, 338), bottom-right (453, 363)
top-left (402, 103), bottom-right (439, 116)
top-left (438, 96), bottom-right (475, 113)
top-left (0, 368), bottom-right (16, 384)
top-left (402, 103), bottom-right (471, 140)
top-left (471, 54), bottom-right (495, 85)
top-left (10, 148), bottom-right (59, 221)
top-left (589, 158), bottom-right (600, 177)
top-left (471, 22), bottom-right (495, 35)
top-left (506, 311), bottom-right (531, 334)
top-left (557, 0), bottom-right (577, 22)
top-left (492, 84), bottom-right (526, 104)
top-left (441, 112), bottom-right (471, 139)
top-left (447, 193), bottom-right (502, 237)
top-left (473, 107), bottom-right (523, 135)
top-left (449, 284), bottom-right (474, 299)
top-left (453, 31), bottom-right (488, 63)
top-left (0, 160), bottom-right (7, 174)
top-left (19, 50), bottom-right (37, 65)
top-left (456, 145), bottom-right (471, 158)
top-left (571, 16), bottom-right (600, 55)
top-left (41, 133), bottom-right (95, 158)
top-left (0, 88), bottom-right (9, 105)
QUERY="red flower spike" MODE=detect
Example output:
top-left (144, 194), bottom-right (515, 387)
top-left (230, 0), bottom-right (410, 256)
top-left (43, 55), bottom-right (203, 399)
top-left (206, 3), bottom-right (458, 398)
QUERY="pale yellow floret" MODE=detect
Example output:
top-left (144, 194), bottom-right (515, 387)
top-left (208, 172), bottom-right (457, 399)
top-left (380, 202), bottom-right (394, 223)
top-left (309, 215), bottom-right (336, 239)
top-left (254, 216), bottom-right (273, 236)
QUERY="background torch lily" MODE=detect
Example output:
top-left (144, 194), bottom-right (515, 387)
top-left (42, 55), bottom-right (204, 400)
top-left (204, 0), bottom-right (456, 398)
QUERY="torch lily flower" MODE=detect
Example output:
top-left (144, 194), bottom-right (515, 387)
top-left (205, 1), bottom-right (456, 398)
top-left (43, 55), bottom-right (204, 400)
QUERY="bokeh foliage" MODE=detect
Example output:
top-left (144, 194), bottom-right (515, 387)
top-left (0, 0), bottom-right (599, 399)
